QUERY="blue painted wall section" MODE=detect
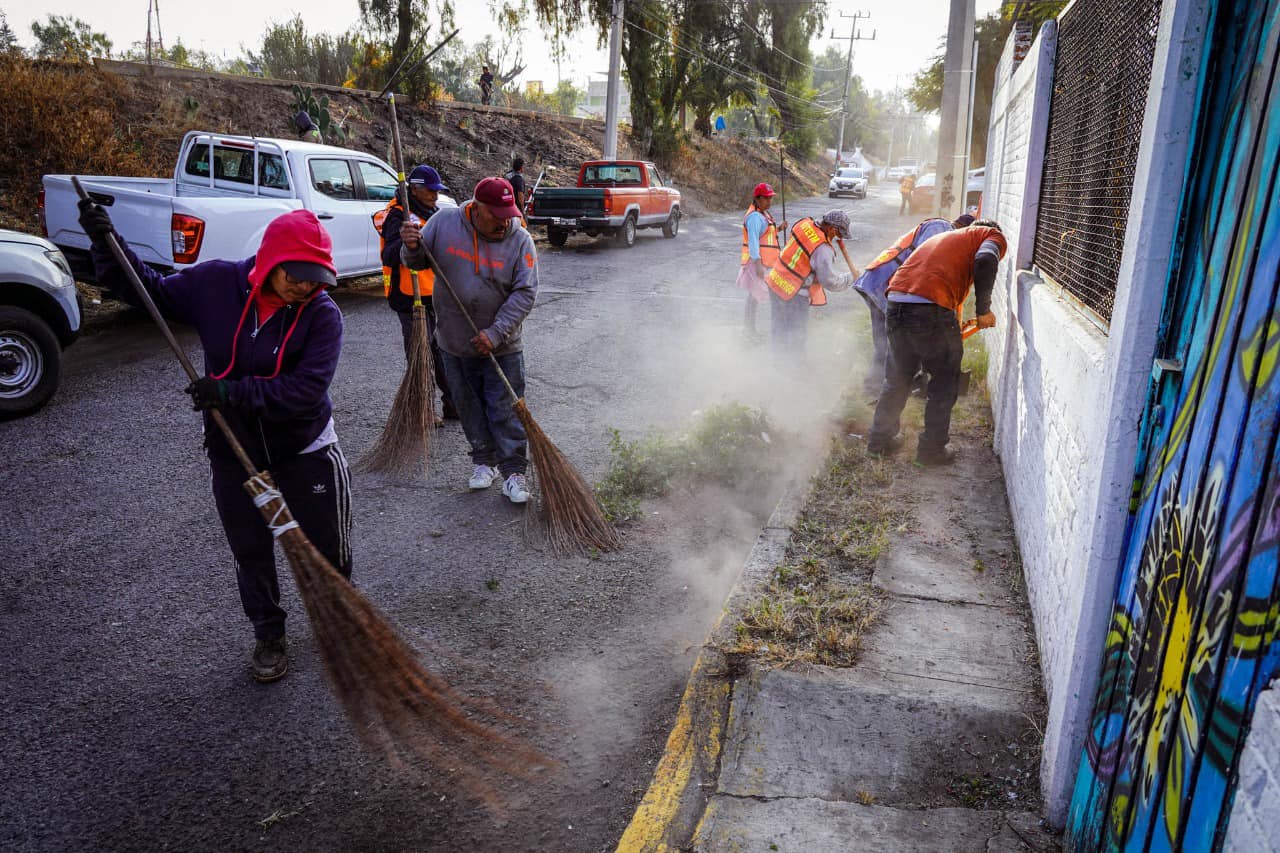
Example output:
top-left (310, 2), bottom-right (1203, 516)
top-left (1067, 1), bottom-right (1280, 850)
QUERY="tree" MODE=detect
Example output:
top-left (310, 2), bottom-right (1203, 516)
top-left (357, 0), bottom-right (459, 89)
top-left (520, 0), bottom-right (828, 158)
top-left (30, 14), bottom-right (112, 62)
top-left (0, 11), bottom-right (21, 56)
top-left (907, 1), bottom-right (1067, 165)
top-left (249, 16), bottom-right (363, 86)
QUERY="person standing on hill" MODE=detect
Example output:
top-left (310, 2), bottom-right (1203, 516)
top-left (866, 220), bottom-right (1007, 466)
top-left (479, 66), bottom-right (495, 105)
top-left (736, 182), bottom-right (784, 340)
top-left (399, 177), bottom-right (539, 505)
top-left (374, 164), bottom-right (457, 421)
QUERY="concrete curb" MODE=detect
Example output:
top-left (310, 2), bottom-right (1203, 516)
top-left (614, 447), bottom-right (826, 853)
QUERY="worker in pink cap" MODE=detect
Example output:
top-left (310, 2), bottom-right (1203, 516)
top-left (737, 182), bottom-right (786, 340)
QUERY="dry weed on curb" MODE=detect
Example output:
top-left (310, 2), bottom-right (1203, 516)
top-left (728, 400), bottom-right (890, 667)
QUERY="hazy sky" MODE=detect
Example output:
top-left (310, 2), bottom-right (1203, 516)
top-left (14, 0), bottom-right (1004, 95)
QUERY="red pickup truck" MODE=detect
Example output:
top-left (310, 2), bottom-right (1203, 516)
top-left (527, 160), bottom-right (681, 248)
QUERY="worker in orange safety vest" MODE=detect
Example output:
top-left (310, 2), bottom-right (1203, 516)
top-left (373, 164), bottom-right (456, 420)
top-left (866, 220), bottom-right (1008, 466)
top-left (764, 209), bottom-right (858, 353)
top-left (736, 182), bottom-right (785, 339)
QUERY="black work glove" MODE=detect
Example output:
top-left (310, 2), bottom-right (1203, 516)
top-left (184, 377), bottom-right (228, 411)
top-left (77, 197), bottom-right (115, 243)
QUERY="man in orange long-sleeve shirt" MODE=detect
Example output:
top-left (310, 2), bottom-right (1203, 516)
top-left (866, 219), bottom-right (1007, 466)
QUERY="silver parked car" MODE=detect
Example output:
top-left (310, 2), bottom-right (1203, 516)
top-left (0, 229), bottom-right (80, 418)
top-left (828, 167), bottom-right (868, 199)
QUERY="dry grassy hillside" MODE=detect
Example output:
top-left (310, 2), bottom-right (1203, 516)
top-left (0, 58), bottom-right (831, 234)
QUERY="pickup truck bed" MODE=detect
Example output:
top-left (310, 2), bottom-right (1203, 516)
top-left (527, 160), bottom-right (680, 249)
top-left (42, 131), bottom-right (452, 283)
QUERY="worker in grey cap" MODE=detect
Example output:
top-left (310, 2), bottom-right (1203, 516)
top-left (763, 208), bottom-right (859, 353)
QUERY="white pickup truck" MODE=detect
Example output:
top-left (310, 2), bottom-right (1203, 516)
top-left (42, 131), bottom-right (452, 282)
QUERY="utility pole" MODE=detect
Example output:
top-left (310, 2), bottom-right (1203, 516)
top-left (829, 11), bottom-right (876, 169)
top-left (934, 0), bottom-right (975, 219)
top-left (603, 0), bottom-right (624, 159)
top-left (145, 0), bottom-right (165, 64)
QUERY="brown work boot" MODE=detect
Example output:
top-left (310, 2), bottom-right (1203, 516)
top-left (866, 433), bottom-right (905, 458)
top-left (916, 447), bottom-right (957, 467)
top-left (252, 637), bottom-right (288, 683)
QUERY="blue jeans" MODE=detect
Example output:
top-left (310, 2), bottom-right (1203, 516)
top-left (439, 350), bottom-right (528, 477)
top-left (857, 290), bottom-right (889, 394)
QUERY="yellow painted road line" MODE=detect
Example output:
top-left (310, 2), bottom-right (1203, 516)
top-left (615, 656), bottom-right (729, 853)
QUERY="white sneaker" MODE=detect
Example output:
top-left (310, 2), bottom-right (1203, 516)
top-left (502, 473), bottom-right (530, 505)
top-left (469, 465), bottom-right (498, 490)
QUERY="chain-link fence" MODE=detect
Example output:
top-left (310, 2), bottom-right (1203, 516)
top-left (1032, 0), bottom-right (1165, 324)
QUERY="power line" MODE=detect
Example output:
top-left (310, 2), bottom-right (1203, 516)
top-left (621, 14), bottom-right (839, 113)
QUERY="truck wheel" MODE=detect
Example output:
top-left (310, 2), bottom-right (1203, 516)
top-left (548, 227), bottom-right (569, 248)
top-left (662, 209), bottom-right (680, 239)
top-left (0, 306), bottom-right (62, 420)
top-left (615, 214), bottom-right (637, 248)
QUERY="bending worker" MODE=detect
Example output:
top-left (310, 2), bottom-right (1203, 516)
top-left (400, 177), bottom-right (539, 505)
top-left (765, 209), bottom-right (858, 353)
top-left (852, 213), bottom-right (974, 396)
top-left (866, 219), bottom-right (1007, 466)
top-left (78, 203), bottom-right (352, 684)
top-left (374, 164), bottom-right (456, 421)
top-left (736, 182), bottom-right (784, 339)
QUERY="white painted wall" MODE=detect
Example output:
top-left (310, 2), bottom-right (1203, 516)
top-left (1226, 680), bottom-right (1280, 852)
top-left (981, 0), bottom-right (1211, 826)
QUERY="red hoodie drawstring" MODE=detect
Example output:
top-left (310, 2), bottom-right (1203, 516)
top-left (210, 283), bottom-right (311, 381)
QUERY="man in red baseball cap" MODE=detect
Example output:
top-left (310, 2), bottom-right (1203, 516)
top-left (737, 182), bottom-right (786, 340)
top-left (400, 177), bottom-right (540, 505)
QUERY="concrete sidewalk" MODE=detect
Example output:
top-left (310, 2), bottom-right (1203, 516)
top-left (617, 394), bottom-right (1061, 852)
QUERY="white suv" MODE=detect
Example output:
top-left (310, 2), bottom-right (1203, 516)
top-left (0, 229), bottom-right (81, 418)
top-left (828, 167), bottom-right (868, 199)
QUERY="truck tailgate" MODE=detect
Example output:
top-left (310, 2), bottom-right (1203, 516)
top-left (532, 188), bottom-right (606, 217)
top-left (43, 176), bottom-right (178, 270)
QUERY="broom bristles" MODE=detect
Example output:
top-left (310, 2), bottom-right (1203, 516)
top-left (514, 400), bottom-right (621, 554)
top-left (358, 304), bottom-right (436, 477)
top-left (244, 474), bottom-right (551, 807)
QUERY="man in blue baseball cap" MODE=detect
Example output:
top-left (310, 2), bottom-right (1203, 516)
top-left (373, 163), bottom-right (456, 420)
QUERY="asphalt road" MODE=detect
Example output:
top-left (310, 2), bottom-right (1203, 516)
top-left (1, 187), bottom-right (910, 852)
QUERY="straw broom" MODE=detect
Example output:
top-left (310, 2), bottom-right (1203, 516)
top-left (71, 177), bottom-right (546, 801)
top-left (358, 92), bottom-right (436, 478)
top-left (417, 244), bottom-right (620, 554)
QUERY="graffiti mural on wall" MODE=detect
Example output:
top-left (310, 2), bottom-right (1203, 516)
top-left (1066, 1), bottom-right (1280, 850)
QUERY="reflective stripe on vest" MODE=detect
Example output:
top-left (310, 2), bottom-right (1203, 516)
top-left (867, 221), bottom-right (937, 271)
top-left (372, 200), bottom-right (435, 298)
top-left (741, 205), bottom-right (781, 267)
top-left (766, 218), bottom-right (827, 301)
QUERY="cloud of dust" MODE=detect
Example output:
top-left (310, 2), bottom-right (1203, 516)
top-left (535, 197), bottom-right (902, 779)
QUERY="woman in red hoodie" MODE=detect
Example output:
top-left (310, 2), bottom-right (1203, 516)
top-left (79, 203), bottom-right (351, 683)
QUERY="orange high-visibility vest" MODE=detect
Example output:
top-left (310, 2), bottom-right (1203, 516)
top-left (372, 199), bottom-right (435, 298)
top-left (741, 204), bottom-right (781, 267)
top-left (866, 219), bottom-right (951, 272)
top-left (766, 217), bottom-right (830, 304)
top-left (888, 226), bottom-right (1007, 312)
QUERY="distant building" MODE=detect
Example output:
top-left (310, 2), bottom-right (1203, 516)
top-left (575, 75), bottom-right (630, 122)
